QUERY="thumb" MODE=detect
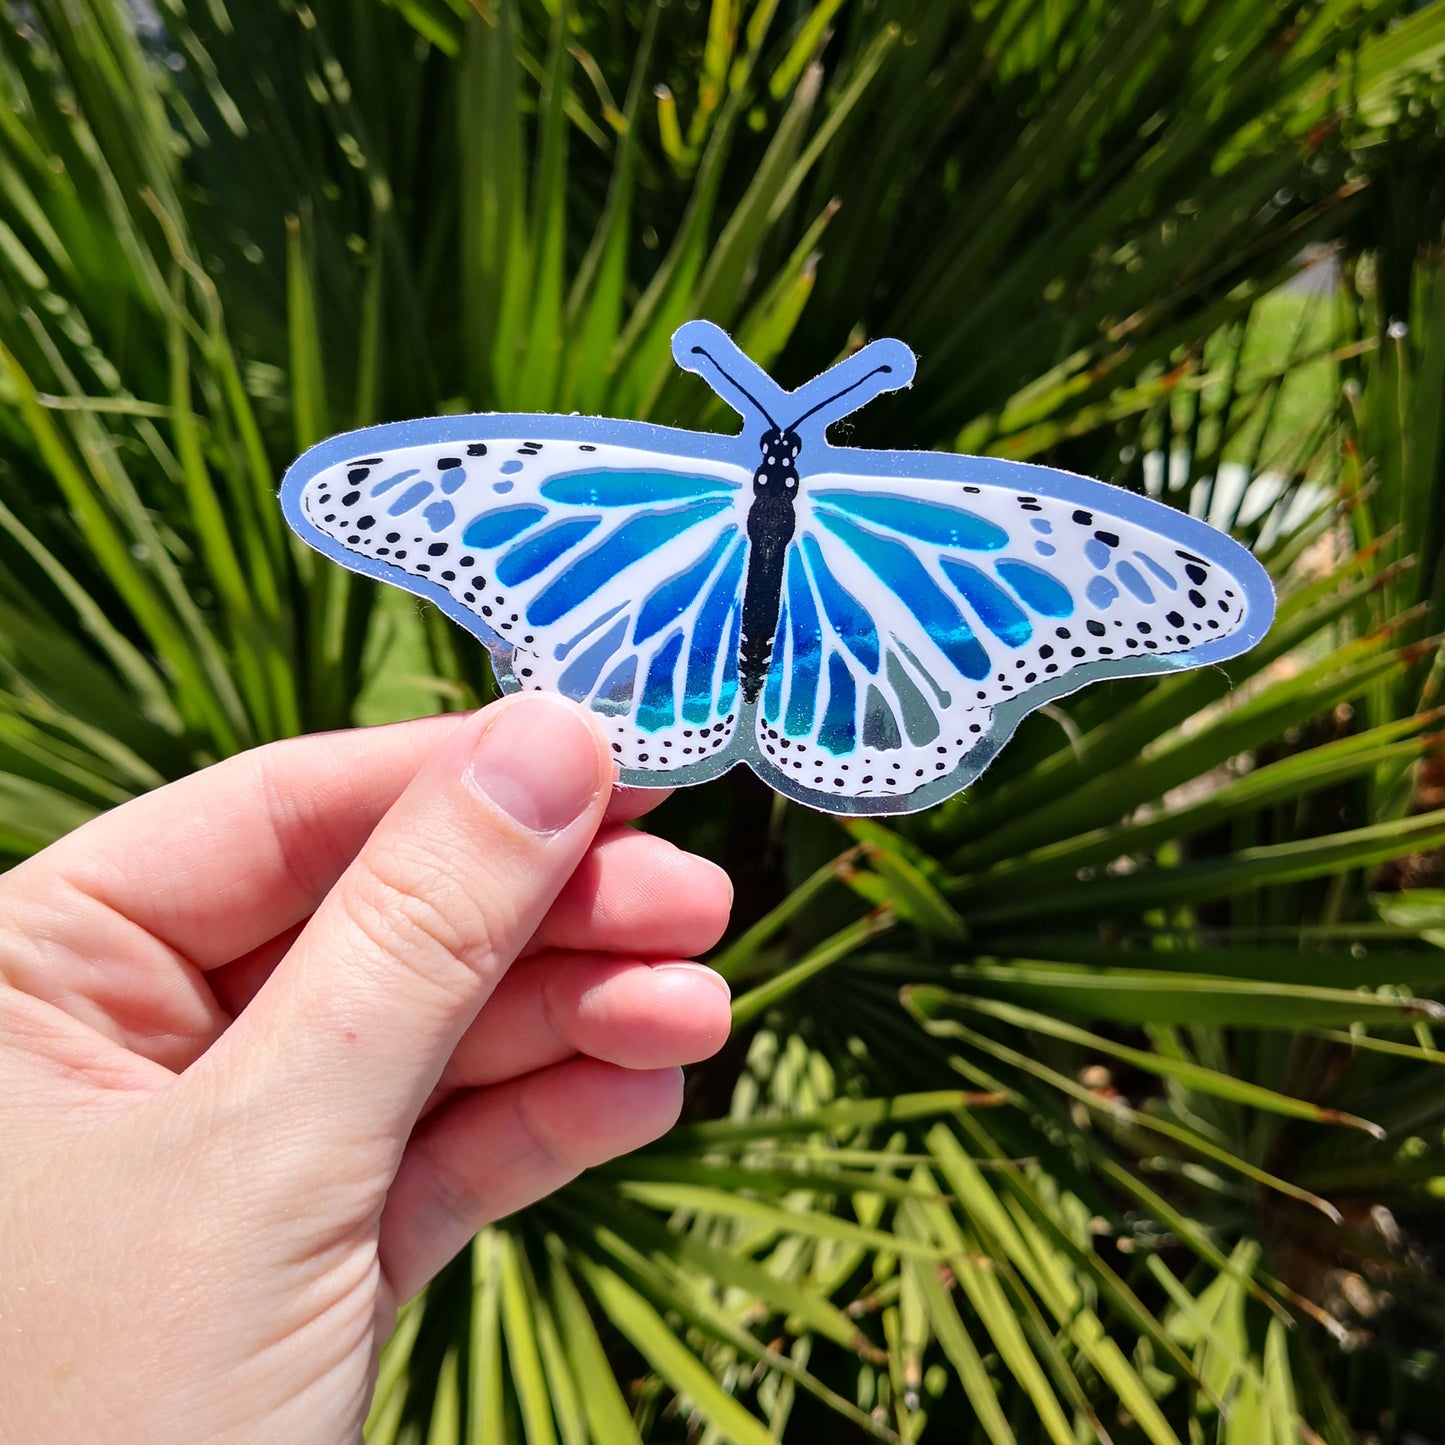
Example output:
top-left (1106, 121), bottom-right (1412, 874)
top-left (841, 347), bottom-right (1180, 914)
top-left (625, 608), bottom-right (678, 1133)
top-left (207, 692), bottom-right (613, 1167)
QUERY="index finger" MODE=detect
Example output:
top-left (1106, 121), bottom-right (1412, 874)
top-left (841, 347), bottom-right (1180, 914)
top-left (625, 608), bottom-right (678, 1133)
top-left (15, 712), bottom-right (674, 974)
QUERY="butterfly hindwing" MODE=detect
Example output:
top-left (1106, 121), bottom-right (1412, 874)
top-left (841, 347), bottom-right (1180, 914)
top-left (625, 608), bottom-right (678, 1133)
top-left (285, 430), bottom-right (753, 779)
top-left (752, 464), bottom-right (1271, 814)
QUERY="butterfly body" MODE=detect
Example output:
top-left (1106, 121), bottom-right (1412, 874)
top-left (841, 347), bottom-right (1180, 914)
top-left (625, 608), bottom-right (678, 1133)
top-left (739, 427), bottom-right (805, 702)
top-left (281, 322), bottom-right (1274, 816)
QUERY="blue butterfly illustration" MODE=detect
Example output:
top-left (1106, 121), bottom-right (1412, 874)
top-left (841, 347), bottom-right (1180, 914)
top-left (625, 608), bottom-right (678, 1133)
top-left (280, 322), bottom-right (1274, 816)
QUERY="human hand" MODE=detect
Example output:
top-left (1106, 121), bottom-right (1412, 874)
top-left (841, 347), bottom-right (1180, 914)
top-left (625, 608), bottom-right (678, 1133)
top-left (0, 695), bottom-right (732, 1443)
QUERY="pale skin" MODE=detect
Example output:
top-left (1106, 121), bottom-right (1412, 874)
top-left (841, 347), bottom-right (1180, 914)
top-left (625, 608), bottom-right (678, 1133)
top-left (0, 694), bottom-right (734, 1443)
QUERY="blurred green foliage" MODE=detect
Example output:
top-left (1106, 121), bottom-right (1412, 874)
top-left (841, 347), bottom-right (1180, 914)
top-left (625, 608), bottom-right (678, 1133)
top-left (3, 1), bottom-right (1445, 1440)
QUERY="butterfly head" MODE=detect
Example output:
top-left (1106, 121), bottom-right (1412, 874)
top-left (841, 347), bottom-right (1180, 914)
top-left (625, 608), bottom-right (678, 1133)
top-left (755, 427), bottom-right (802, 497)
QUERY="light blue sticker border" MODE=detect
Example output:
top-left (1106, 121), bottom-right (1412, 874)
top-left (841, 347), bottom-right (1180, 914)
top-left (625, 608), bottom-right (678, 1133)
top-left (280, 323), bottom-right (1275, 815)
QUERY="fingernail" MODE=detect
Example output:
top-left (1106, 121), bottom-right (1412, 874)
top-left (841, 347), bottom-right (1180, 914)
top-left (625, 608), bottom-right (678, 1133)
top-left (465, 697), bottom-right (603, 834)
top-left (653, 962), bottom-right (732, 1001)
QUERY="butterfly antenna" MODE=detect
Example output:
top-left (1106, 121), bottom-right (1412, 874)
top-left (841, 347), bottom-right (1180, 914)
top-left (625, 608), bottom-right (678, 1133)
top-left (688, 345), bottom-right (779, 428)
top-left (787, 364), bottom-right (894, 430)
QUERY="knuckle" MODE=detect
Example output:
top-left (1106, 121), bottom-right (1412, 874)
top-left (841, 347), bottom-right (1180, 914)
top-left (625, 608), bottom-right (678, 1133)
top-left (339, 848), bottom-right (501, 998)
top-left (407, 1127), bottom-right (491, 1242)
top-left (412, 1126), bottom-right (485, 1235)
top-left (253, 743), bottom-right (339, 903)
top-left (513, 1085), bottom-right (584, 1177)
top-left (537, 959), bottom-right (579, 1050)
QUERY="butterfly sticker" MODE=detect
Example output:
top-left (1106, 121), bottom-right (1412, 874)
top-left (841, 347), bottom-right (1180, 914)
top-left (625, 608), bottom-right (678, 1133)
top-left (280, 322), bottom-right (1274, 816)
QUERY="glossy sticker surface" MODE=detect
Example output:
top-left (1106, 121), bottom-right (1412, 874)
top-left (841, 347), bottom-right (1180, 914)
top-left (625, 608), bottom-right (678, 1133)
top-left (281, 322), bottom-right (1274, 815)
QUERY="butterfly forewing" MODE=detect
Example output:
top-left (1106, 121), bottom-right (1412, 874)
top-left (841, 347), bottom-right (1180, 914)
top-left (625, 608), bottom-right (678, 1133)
top-left (752, 469), bottom-right (1264, 813)
top-left (291, 437), bottom-right (753, 779)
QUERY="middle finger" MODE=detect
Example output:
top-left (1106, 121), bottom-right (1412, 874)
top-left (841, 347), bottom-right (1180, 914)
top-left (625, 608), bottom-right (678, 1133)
top-left (209, 826), bottom-right (731, 1021)
top-left (437, 949), bottom-right (732, 1094)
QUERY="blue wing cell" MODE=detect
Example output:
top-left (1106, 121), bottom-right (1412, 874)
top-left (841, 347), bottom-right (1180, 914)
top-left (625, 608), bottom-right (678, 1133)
top-left (815, 489), bottom-right (1008, 550)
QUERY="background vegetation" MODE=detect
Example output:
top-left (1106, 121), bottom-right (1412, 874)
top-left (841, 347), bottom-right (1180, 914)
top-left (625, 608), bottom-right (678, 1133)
top-left (2, 0), bottom-right (1445, 1439)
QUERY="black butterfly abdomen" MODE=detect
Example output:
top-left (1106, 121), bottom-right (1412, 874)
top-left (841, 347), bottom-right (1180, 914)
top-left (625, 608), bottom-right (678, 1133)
top-left (738, 491), bottom-right (796, 703)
